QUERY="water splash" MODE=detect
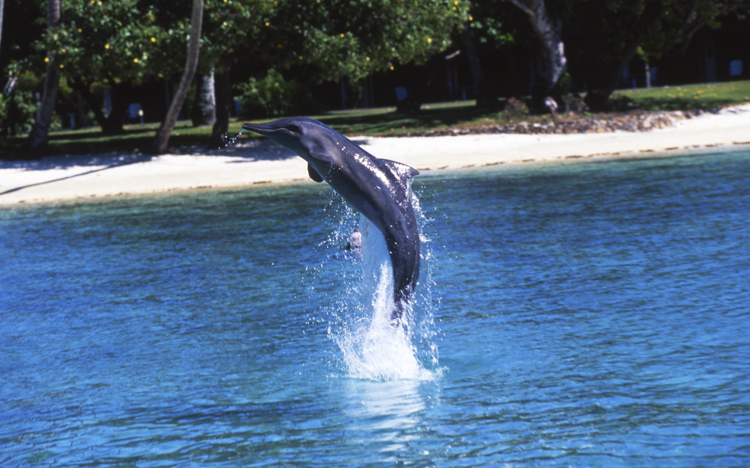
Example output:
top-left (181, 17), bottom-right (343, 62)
top-left (219, 129), bottom-right (245, 148)
top-left (328, 199), bottom-right (440, 382)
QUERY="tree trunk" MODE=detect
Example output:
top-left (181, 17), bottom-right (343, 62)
top-left (460, 21), bottom-right (494, 107)
top-left (75, 82), bottom-right (107, 131)
top-left (101, 79), bottom-right (129, 134)
top-left (191, 70), bottom-right (216, 126)
top-left (24, 0), bottom-right (61, 154)
top-left (153, 0), bottom-right (203, 153)
top-left (71, 79), bottom-right (127, 135)
top-left (396, 52), bottom-right (453, 113)
top-left (0, 0), bottom-right (5, 56)
top-left (508, 0), bottom-right (567, 107)
top-left (210, 67), bottom-right (232, 149)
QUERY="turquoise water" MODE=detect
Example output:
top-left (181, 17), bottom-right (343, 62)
top-left (1, 150), bottom-right (749, 466)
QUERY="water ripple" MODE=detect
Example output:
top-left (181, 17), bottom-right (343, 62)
top-left (2, 151), bottom-right (750, 466)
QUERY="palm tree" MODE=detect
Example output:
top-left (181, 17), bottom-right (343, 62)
top-left (24, 0), bottom-right (61, 154)
top-left (153, 0), bottom-right (203, 153)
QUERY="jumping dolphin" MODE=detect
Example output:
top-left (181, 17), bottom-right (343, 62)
top-left (242, 117), bottom-right (420, 325)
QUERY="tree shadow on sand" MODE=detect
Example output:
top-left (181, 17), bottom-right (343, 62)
top-left (0, 137), bottom-right (372, 198)
top-left (0, 152), bottom-right (156, 197)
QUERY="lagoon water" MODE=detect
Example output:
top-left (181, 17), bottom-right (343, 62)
top-left (2, 150), bottom-right (750, 466)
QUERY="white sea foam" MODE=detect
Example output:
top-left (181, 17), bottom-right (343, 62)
top-left (331, 208), bottom-right (439, 382)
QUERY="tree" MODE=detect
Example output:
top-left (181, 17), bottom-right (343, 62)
top-left (153, 0), bottom-right (202, 153)
top-left (507, 0), bottom-right (567, 109)
top-left (196, 0), bottom-right (469, 144)
top-left (141, 0), bottom-right (258, 144)
top-left (458, 2), bottom-right (517, 107)
top-left (276, 0), bottom-right (468, 82)
top-left (460, 20), bottom-right (493, 107)
top-left (143, 0), bottom-right (270, 147)
top-left (34, 0), bottom-right (181, 135)
top-left (562, 0), bottom-right (745, 110)
top-left (210, 66), bottom-right (232, 148)
top-left (1, 0), bottom-right (46, 74)
top-left (23, 0), bottom-right (60, 153)
top-left (262, 0), bottom-right (470, 116)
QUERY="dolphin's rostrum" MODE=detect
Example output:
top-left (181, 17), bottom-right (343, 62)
top-left (242, 117), bottom-right (420, 325)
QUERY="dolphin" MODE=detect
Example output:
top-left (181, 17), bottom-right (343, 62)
top-left (242, 117), bottom-right (420, 325)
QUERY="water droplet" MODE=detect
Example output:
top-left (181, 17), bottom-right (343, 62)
top-left (220, 129), bottom-right (246, 148)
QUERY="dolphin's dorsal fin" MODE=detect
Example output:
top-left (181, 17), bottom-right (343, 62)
top-left (308, 163), bottom-right (325, 183)
top-left (380, 159), bottom-right (419, 185)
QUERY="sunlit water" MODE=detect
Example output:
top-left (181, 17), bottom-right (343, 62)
top-left (2, 150), bottom-right (749, 466)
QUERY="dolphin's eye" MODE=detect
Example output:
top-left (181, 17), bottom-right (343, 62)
top-left (288, 125), bottom-right (301, 133)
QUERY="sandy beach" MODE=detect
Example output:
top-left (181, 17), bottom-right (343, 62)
top-left (2, 104), bottom-right (749, 206)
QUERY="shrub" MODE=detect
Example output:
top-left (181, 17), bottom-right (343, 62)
top-left (502, 96), bottom-right (531, 119)
top-left (236, 69), bottom-right (322, 119)
top-left (0, 95), bottom-right (7, 125)
top-left (1, 90), bottom-right (38, 137)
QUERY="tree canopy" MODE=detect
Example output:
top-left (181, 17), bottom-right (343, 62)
top-left (1, 0), bottom-right (747, 149)
top-left (553, 0), bottom-right (745, 109)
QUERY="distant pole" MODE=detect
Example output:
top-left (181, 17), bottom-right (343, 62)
top-left (645, 60), bottom-right (651, 88)
top-left (0, 0), bottom-right (5, 57)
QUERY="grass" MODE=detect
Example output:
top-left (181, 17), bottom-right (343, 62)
top-left (316, 101), bottom-right (506, 136)
top-left (613, 80), bottom-right (750, 111)
top-left (1, 120), bottom-right (216, 157)
top-left (3, 80), bottom-right (749, 159)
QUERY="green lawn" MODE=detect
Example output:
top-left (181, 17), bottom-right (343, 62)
top-left (3, 80), bottom-right (749, 159)
top-left (614, 80), bottom-right (750, 111)
top-left (316, 101), bottom-right (502, 136)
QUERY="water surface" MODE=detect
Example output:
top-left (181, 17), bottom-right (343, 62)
top-left (1, 150), bottom-right (749, 466)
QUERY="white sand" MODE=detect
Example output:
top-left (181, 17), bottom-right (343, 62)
top-left (1, 104), bottom-right (749, 206)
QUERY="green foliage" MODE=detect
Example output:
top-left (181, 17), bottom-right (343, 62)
top-left (0, 89), bottom-right (38, 137)
top-left (466, 0), bottom-right (518, 47)
top-left (20, 0), bottom-right (471, 110)
top-left (198, 0), bottom-right (272, 72)
top-left (0, 69), bottom-right (41, 137)
top-left (36, 0), bottom-right (165, 84)
top-left (0, 95), bottom-right (8, 127)
top-left (137, 0), bottom-right (274, 74)
top-left (261, 0), bottom-right (471, 83)
top-left (235, 69), bottom-right (322, 118)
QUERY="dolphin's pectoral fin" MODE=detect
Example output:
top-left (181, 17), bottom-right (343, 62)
top-left (307, 164), bottom-right (324, 183)
top-left (380, 159), bottom-right (419, 185)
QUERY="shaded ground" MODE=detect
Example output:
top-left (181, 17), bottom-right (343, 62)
top-left (2, 80), bottom-right (749, 160)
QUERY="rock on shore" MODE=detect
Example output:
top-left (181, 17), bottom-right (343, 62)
top-left (391, 109), bottom-right (721, 138)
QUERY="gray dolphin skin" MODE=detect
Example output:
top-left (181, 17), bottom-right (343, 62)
top-left (242, 117), bottom-right (420, 325)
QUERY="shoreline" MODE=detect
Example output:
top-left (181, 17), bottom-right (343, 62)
top-left (1, 104), bottom-right (749, 207)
